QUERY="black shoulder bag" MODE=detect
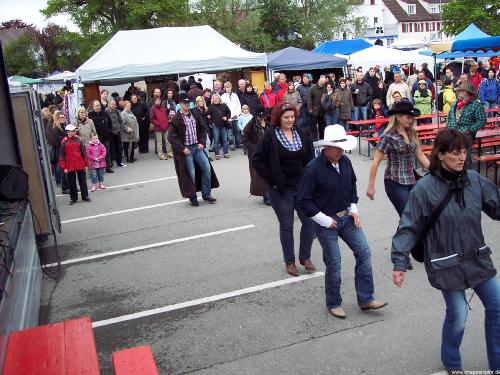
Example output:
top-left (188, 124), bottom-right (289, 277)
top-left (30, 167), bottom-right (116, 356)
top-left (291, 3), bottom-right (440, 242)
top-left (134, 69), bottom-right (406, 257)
top-left (410, 188), bottom-right (455, 263)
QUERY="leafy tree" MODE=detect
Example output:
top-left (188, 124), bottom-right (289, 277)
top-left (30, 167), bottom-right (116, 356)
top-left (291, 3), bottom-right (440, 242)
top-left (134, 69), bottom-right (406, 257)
top-left (42, 0), bottom-right (190, 35)
top-left (0, 19), bottom-right (33, 29)
top-left (4, 34), bottom-right (46, 77)
top-left (442, 0), bottom-right (500, 36)
top-left (257, 0), bottom-right (302, 49)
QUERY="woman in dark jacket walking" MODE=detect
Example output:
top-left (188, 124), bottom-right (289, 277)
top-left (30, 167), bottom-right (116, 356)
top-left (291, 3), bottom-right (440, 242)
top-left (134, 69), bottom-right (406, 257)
top-left (241, 84), bottom-right (260, 114)
top-left (391, 128), bottom-right (500, 374)
top-left (192, 96), bottom-right (212, 159)
top-left (241, 105), bottom-right (271, 205)
top-left (207, 94), bottom-right (231, 160)
top-left (252, 103), bottom-right (315, 277)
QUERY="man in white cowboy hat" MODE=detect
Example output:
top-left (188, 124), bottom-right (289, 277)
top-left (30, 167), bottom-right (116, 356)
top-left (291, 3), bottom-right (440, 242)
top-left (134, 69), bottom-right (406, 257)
top-left (298, 125), bottom-right (387, 319)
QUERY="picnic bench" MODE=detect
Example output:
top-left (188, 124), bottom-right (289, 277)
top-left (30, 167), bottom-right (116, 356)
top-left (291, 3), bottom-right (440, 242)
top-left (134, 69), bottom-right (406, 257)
top-left (113, 346), bottom-right (159, 375)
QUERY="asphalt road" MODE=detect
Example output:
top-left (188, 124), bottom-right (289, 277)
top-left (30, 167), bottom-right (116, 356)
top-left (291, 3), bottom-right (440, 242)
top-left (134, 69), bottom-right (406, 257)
top-left (40, 140), bottom-right (500, 375)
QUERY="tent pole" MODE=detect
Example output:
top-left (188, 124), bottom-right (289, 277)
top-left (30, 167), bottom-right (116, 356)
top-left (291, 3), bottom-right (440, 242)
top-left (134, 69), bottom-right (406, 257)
top-left (434, 53), bottom-right (439, 127)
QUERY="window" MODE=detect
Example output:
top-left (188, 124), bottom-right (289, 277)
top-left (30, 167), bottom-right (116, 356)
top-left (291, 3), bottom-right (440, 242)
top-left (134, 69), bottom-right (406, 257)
top-left (407, 4), bottom-right (416, 14)
top-left (414, 22), bottom-right (424, 32)
top-left (436, 21), bottom-right (441, 31)
top-left (426, 22), bottom-right (435, 31)
top-left (429, 4), bottom-right (438, 13)
top-left (402, 23), bottom-right (412, 33)
top-left (374, 17), bottom-right (378, 25)
top-left (370, 0), bottom-right (375, 5)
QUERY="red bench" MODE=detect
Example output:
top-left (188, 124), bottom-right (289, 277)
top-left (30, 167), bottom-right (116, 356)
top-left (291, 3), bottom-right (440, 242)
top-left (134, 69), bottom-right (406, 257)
top-left (474, 154), bottom-right (500, 181)
top-left (3, 317), bottom-right (100, 375)
top-left (112, 346), bottom-right (159, 375)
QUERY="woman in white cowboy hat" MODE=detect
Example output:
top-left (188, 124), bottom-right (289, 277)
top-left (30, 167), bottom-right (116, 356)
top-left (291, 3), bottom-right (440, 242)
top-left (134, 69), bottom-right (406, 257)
top-left (367, 101), bottom-right (430, 217)
top-left (298, 125), bottom-right (387, 319)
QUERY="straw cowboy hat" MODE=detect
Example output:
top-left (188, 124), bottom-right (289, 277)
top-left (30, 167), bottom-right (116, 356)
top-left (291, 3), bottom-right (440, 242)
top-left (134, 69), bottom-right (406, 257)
top-left (314, 125), bottom-right (357, 151)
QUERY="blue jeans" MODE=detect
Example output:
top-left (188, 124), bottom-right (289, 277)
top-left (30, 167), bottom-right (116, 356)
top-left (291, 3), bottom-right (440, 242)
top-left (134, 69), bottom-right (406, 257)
top-left (324, 111), bottom-right (339, 126)
top-left (184, 144), bottom-right (211, 198)
top-left (441, 276), bottom-right (500, 371)
top-left (299, 106), bottom-right (310, 131)
top-left (384, 179), bottom-right (414, 217)
top-left (231, 120), bottom-right (241, 148)
top-left (90, 168), bottom-right (105, 184)
top-left (212, 126), bottom-right (229, 156)
top-left (353, 106), bottom-right (368, 121)
top-left (268, 187), bottom-right (314, 264)
top-left (315, 217), bottom-right (375, 309)
top-left (484, 101), bottom-right (498, 118)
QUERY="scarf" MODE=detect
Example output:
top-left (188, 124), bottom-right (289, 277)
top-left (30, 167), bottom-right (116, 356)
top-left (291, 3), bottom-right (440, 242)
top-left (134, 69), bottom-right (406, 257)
top-left (418, 88), bottom-right (429, 98)
top-left (439, 168), bottom-right (468, 208)
top-left (456, 97), bottom-right (473, 111)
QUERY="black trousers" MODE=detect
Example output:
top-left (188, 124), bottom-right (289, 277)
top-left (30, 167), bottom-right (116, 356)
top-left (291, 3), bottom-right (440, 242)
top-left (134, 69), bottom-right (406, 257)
top-left (109, 133), bottom-right (123, 165)
top-left (102, 140), bottom-right (112, 168)
top-left (307, 114), bottom-right (326, 141)
top-left (67, 170), bottom-right (88, 201)
top-left (138, 121), bottom-right (149, 153)
top-left (123, 142), bottom-right (136, 162)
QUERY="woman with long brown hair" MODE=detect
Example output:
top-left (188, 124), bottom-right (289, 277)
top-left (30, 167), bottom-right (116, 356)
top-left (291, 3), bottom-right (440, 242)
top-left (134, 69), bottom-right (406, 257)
top-left (367, 101), bottom-right (429, 217)
top-left (252, 103), bottom-right (315, 276)
top-left (52, 111), bottom-right (69, 192)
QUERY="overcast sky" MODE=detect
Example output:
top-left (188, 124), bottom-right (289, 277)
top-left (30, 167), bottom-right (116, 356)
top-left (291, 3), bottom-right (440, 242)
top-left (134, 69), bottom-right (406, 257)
top-left (0, 0), bottom-right (77, 30)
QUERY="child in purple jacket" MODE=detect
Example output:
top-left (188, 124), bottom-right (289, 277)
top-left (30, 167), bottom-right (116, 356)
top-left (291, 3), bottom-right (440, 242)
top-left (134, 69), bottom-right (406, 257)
top-left (85, 134), bottom-right (107, 191)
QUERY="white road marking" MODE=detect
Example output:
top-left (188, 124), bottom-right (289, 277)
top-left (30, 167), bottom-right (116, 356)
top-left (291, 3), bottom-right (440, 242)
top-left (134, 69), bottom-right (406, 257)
top-left (55, 176), bottom-right (177, 197)
top-left (92, 272), bottom-right (325, 328)
top-left (61, 195), bottom-right (200, 224)
top-left (44, 225), bottom-right (255, 267)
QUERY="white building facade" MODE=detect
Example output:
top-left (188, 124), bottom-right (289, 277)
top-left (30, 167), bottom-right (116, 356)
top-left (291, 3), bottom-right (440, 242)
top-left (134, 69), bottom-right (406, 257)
top-left (358, 0), bottom-right (445, 47)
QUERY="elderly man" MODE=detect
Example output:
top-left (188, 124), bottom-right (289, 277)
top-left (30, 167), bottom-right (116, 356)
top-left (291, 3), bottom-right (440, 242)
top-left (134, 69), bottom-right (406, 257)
top-left (235, 79), bottom-right (247, 103)
top-left (307, 76), bottom-right (327, 140)
top-left (387, 72), bottom-right (410, 107)
top-left (212, 80), bottom-right (224, 97)
top-left (446, 82), bottom-right (486, 167)
top-left (298, 125), bottom-right (387, 319)
top-left (168, 98), bottom-right (219, 206)
top-left (88, 100), bottom-right (113, 173)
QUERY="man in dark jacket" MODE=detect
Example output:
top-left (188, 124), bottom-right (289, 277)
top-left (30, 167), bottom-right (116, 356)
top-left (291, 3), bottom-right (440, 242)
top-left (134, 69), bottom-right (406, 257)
top-left (187, 84), bottom-right (203, 101)
top-left (106, 100), bottom-right (125, 167)
top-left (421, 63), bottom-right (434, 82)
top-left (351, 72), bottom-right (372, 121)
top-left (130, 93), bottom-right (150, 153)
top-left (307, 76), bottom-right (327, 141)
top-left (167, 99), bottom-right (218, 207)
top-left (364, 68), bottom-right (379, 94)
top-left (88, 100), bottom-right (113, 173)
top-left (297, 73), bottom-right (313, 130)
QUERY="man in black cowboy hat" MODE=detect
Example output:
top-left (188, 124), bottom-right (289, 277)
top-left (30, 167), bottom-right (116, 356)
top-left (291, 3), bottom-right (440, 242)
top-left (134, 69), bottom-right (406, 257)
top-left (446, 82), bottom-right (486, 168)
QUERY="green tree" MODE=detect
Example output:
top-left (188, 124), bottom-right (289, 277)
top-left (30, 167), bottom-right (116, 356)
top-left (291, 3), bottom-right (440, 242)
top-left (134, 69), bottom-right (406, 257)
top-left (42, 0), bottom-right (190, 35)
top-left (442, 0), bottom-right (500, 36)
top-left (4, 34), bottom-right (46, 77)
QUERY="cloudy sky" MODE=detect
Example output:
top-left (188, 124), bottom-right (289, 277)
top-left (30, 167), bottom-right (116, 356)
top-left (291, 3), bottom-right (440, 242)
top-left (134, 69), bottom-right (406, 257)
top-left (0, 0), bottom-right (77, 30)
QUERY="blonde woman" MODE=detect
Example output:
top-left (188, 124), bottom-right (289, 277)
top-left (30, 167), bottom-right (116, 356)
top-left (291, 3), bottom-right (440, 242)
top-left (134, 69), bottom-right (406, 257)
top-left (120, 100), bottom-right (140, 163)
top-left (73, 107), bottom-right (96, 146)
top-left (367, 101), bottom-right (429, 217)
top-left (52, 111), bottom-right (69, 192)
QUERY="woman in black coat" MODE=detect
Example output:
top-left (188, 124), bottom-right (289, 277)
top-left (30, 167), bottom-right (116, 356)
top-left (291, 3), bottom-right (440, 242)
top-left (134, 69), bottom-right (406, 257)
top-left (242, 84), bottom-right (260, 114)
top-left (206, 94), bottom-right (231, 160)
top-left (192, 95), bottom-right (212, 158)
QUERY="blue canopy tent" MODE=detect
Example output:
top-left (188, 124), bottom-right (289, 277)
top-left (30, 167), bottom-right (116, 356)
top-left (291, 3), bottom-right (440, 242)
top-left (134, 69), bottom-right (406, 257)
top-left (452, 36), bottom-right (500, 53)
top-left (313, 39), bottom-right (372, 56)
top-left (267, 46), bottom-right (347, 70)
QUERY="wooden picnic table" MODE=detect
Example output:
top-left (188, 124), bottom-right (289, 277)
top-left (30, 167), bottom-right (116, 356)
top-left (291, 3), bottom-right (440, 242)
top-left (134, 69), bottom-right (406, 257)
top-left (475, 127), bottom-right (500, 161)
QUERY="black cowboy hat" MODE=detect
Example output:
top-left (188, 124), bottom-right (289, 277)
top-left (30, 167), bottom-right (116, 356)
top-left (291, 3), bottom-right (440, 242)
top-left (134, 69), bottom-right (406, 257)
top-left (387, 100), bottom-right (421, 117)
top-left (254, 104), bottom-right (267, 116)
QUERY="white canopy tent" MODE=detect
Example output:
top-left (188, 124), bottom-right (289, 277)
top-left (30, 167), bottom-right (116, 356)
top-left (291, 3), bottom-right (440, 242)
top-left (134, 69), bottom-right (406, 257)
top-left (45, 70), bottom-right (77, 82)
top-left (76, 25), bottom-right (267, 84)
top-left (348, 45), bottom-right (434, 72)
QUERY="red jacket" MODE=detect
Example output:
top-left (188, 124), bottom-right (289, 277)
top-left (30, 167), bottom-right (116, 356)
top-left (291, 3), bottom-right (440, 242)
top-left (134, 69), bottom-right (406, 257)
top-left (469, 73), bottom-right (483, 92)
top-left (260, 89), bottom-right (278, 110)
top-left (59, 136), bottom-right (87, 171)
top-left (274, 82), bottom-right (288, 103)
top-left (149, 104), bottom-right (169, 132)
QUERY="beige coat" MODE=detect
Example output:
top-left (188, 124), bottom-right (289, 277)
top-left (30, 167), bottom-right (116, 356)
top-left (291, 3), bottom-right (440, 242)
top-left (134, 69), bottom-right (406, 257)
top-left (72, 118), bottom-right (96, 145)
top-left (120, 110), bottom-right (140, 142)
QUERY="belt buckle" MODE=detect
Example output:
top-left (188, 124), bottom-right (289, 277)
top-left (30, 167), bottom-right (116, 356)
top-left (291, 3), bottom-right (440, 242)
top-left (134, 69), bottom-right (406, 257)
top-left (336, 210), bottom-right (346, 218)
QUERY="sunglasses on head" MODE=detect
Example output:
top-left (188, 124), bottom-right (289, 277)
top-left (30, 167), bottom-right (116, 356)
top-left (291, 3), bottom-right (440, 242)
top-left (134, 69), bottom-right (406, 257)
top-left (281, 103), bottom-right (295, 110)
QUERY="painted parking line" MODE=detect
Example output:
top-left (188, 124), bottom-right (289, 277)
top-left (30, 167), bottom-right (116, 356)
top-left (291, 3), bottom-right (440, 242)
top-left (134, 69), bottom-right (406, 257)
top-left (61, 195), bottom-right (200, 224)
top-left (55, 176), bottom-right (177, 197)
top-left (92, 271), bottom-right (325, 328)
top-left (44, 225), bottom-right (255, 267)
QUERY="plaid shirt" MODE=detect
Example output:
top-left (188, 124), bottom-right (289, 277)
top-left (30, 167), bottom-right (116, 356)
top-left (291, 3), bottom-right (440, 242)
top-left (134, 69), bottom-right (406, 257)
top-left (182, 111), bottom-right (198, 145)
top-left (275, 128), bottom-right (302, 151)
top-left (377, 132), bottom-right (416, 185)
top-left (446, 99), bottom-right (486, 134)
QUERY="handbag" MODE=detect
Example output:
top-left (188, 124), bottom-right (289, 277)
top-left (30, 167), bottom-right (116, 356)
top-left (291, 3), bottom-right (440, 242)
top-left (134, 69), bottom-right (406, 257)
top-left (410, 188), bottom-right (454, 263)
top-left (413, 167), bottom-right (428, 181)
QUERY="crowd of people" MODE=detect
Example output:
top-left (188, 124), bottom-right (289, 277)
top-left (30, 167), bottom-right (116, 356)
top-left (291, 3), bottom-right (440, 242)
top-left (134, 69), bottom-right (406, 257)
top-left (39, 64), bottom-right (499, 374)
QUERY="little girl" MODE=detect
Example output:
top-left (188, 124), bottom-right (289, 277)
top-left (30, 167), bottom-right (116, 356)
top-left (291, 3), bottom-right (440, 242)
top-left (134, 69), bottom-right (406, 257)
top-left (237, 105), bottom-right (253, 133)
top-left (85, 134), bottom-right (107, 192)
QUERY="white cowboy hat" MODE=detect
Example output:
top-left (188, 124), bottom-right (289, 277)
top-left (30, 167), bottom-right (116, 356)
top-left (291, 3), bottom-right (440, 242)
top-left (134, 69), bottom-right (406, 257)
top-left (314, 125), bottom-right (357, 151)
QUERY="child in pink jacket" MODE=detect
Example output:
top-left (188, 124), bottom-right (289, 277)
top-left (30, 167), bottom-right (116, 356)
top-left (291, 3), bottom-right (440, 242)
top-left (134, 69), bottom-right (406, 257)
top-left (85, 134), bottom-right (107, 191)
